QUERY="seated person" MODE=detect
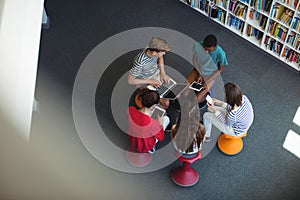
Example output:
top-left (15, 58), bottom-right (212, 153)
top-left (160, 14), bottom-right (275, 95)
top-left (203, 82), bottom-right (254, 141)
top-left (170, 101), bottom-right (206, 158)
top-left (127, 88), bottom-right (170, 154)
top-left (128, 36), bottom-right (171, 88)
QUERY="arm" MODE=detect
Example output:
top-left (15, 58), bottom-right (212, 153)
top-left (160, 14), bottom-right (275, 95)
top-left (127, 72), bottom-right (161, 87)
top-left (207, 103), bottom-right (227, 123)
top-left (205, 65), bottom-right (224, 90)
top-left (192, 54), bottom-right (200, 71)
top-left (157, 55), bottom-right (170, 83)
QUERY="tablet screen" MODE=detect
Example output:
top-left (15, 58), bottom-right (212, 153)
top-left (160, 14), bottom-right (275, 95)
top-left (189, 81), bottom-right (203, 91)
top-left (151, 106), bottom-right (166, 118)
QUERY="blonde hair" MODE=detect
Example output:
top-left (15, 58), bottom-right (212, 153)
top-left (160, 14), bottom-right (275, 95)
top-left (148, 37), bottom-right (170, 52)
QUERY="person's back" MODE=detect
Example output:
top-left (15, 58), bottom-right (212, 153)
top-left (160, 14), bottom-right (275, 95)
top-left (127, 88), bottom-right (170, 154)
top-left (171, 101), bottom-right (206, 158)
top-left (225, 95), bottom-right (254, 135)
top-left (127, 106), bottom-right (164, 153)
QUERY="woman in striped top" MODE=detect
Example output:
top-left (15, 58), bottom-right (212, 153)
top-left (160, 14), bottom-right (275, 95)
top-left (203, 82), bottom-right (254, 141)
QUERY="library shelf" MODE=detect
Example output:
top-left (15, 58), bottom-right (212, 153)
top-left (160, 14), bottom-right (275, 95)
top-left (179, 0), bottom-right (300, 72)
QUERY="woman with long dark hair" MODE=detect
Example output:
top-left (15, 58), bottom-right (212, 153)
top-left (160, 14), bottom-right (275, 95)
top-left (203, 82), bottom-right (254, 141)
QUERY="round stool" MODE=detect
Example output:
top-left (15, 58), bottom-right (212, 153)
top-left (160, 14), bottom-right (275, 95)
top-left (171, 151), bottom-right (202, 187)
top-left (126, 146), bottom-right (152, 167)
top-left (134, 91), bottom-right (142, 109)
top-left (217, 132), bottom-right (247, 155)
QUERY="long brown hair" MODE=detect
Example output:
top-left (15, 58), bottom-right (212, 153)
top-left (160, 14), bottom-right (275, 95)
top-left (171, 101), bottom-right (206, 153)
top-left (224, 82), bottom-right (242, 108)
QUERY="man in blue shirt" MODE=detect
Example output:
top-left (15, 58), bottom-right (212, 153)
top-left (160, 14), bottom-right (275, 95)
top-left (192, 34), bottom-right (228, 91)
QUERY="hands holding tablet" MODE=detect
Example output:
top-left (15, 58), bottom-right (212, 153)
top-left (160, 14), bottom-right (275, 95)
top-left (205, 95), bottom-right (224, 113)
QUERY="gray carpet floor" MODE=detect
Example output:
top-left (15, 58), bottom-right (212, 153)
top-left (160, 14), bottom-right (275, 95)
top-left (21, 0), bottom-right (300, 199)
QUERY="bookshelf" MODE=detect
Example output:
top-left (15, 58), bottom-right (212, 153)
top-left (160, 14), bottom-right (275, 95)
top-left (180, 0), bottom-right (300, 72)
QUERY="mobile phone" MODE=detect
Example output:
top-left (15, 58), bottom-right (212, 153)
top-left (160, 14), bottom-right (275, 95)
top-left (206, 95), bottom-right (213, 105)
top-left (189, 81), bottom-right (203, 92)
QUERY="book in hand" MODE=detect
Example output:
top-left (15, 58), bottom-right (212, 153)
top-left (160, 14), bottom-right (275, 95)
top-left (150, 105), bottom-right (166, 118)
top-left (189, 81), bottom-right (203, 92)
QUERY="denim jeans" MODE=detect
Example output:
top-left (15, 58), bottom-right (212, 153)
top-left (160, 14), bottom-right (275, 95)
top-left (203, 106), bottom-right (235, 137)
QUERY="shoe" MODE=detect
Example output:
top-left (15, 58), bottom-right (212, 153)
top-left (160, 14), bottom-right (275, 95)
top-left (205, 136), bottom-right (210, 142)
top-left (148, 146), bottom-right (156, 154)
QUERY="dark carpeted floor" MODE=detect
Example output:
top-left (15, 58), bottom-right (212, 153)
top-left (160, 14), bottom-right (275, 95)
top-left (29, 0), bottom-right (300, 199)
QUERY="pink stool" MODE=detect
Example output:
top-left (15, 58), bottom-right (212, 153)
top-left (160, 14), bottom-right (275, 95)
top-left (126, 146), bottom-right (152, 167)
top-left (171, 151), bottom-right (202, 187)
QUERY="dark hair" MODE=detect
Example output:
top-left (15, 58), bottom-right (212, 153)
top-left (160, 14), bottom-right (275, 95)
top-left (139, 88), bottom-right (160, 108)
top-left (171, 102), bottom-right (206, 153)
top-left (203, 34), bottom-right (217, 48)
top-left (224, 82), bottom-right (242, 108)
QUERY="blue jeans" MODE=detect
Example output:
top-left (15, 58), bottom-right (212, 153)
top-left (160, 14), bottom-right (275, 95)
top-left (203, 106), bottom-right (235, 137)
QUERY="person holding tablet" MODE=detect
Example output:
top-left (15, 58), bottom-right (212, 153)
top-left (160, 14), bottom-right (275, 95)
top-left (203, 82), bottom-right (254, 142)
top-left (127, 88), bottom-right (170, 154)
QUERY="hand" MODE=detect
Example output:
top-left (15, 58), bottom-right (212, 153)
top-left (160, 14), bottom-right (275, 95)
top-left (207, 102), bottom-right (216, 113)
top-left (212, 98), bottom-right (223, 106)
top-left (148, 79), bottom-right (162, 88)
top-left (195, 74), bottom-right (203, 83)
top-left (160, 73), bottom-right (170, 84)
top-left (157, 115), bottom-right (164, 126)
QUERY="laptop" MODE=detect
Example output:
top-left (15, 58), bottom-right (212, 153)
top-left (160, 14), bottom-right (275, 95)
top-left (155, 77), bottom-right (189, 100)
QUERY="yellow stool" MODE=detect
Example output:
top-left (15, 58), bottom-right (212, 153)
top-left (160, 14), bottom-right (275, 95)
top-left (217, 132), bottom-right (247, 155)
top-left (134, 91), bottom-right (143, 109)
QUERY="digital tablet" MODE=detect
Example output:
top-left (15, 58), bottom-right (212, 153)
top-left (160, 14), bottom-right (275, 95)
top-left (189, 81), bottom-right (203, 92)
top-left (151, 105), bottom-right (166, 118)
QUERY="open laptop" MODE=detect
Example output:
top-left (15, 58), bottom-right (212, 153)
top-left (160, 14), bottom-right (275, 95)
top-left (155, 77), bottom-right (189, 100)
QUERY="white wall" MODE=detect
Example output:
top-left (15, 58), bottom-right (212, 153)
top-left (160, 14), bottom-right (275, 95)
top-left (0, 0), bottom-right (44, 141)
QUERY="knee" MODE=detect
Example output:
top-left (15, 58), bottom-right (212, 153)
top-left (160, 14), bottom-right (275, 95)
top-left (203, 112), bottom-right (210, 120)
top-left (164, 116), bottom-right (170, 126)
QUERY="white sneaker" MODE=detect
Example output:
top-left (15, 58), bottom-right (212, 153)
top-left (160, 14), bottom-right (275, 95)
top-left (148, 146), bottom-right (156, 154)
top-left (205, 136), bottom-right (210, 142)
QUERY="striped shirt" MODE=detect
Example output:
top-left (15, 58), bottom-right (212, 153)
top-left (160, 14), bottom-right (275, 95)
top-left (216, 95), bottom-right (254, 135)
top-left (129, 49), bottom-right (158, 79)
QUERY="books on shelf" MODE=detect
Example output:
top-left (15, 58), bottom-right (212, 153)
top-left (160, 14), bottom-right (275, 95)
top-left (227, 14), bottom-right (244, 31)
top-left (291, 17), bottom-right (300, 32)
top-left (246, 25), bottom-right (264, 40)
top-left (251, 0), bottom-right (273, 12)
top-left (179, 0), bottom-right (300, 71)
top-left (279, 9), bottom-right (294, 26)
top-left (282, 47), bottom-right (300, 63)
top-left (264, 36), bottom-right (283, 55)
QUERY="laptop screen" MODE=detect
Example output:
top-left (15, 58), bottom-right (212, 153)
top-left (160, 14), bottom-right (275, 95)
top-left (163, 83), bottom-right (188, 100)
